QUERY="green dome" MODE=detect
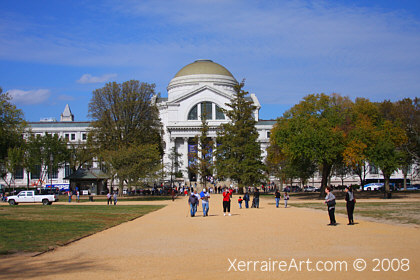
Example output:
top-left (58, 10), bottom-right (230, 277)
top-left (174, 60), bottom-right (234, 78)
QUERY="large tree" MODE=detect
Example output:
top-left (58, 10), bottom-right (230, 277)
top-left (190, 108), bottom-right (214, 188)
top-left (342, 98), bottom-right (378, 188)
top-left (0, 88), bottom-right (26, 180)
top-left (215, 81), bottom-right (266, 190)
top-left (88, 80), bottom-right (163, 193)
top-left (271, 93), bottom-right (351, 196)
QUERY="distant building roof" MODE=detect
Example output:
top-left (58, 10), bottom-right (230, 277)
top-left (257, 120), bottom-right (276, 125)
top-left (64, 168), bottom-right (109, 180)
top-left (60, 104), bottom-right (74, 122)
top-left (29, 122), bottom-right (91, 128)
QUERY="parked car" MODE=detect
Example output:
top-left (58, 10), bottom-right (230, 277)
top-left (304, 186), bottom-right (316, 192)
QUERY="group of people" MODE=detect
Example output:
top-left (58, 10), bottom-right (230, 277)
top-left (324, 186), bottom-right (356, 226)
top-left (188, 187), bottom-right (293, 217)
top-left (274, 189), bottom-right (290, 208)
top-left (107, 192), bottom-right (118, 205)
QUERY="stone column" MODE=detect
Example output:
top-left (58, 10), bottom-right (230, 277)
top-left (182, 137), bottom-right (189, 183)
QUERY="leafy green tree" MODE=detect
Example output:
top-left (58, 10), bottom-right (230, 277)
top-left (342, 98), bottom-right (378, 189)
top-left (369, 101), bottom-right (408, 194)
top-left (88, 80), bottom-right (163, 193)
top-left (167, 145), bottom-right (184, 187)
top-left (0, 88), bottom-right (26, 181)
top-left (3, 146), bottom-right (25, 188)
top-left (215, 81), bottom-right (266, 190)
top-left (191, 108), bottom-right (214, 188)
top-left (271, 93), bottom-right (351, 196)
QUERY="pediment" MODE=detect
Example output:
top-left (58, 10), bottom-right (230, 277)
top-left (167, 85), bottom-right (233, 105)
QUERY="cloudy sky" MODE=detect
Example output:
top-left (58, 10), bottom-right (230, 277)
top-left (1, 0), bottom-right (420, 121)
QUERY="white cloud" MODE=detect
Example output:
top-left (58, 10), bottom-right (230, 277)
top-left (57, 94), bottom-right (75, 101)
top-left (7, 89), bottom-right (51, 105)
top-left (77, 73), bottom-right (118, 84)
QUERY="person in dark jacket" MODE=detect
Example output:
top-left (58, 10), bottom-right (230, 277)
top-left (345, 186), bottom-right (356, 225)
top-left (254, 188), bottom-right (260, 208)
top-left (188, 191), bottom-right (199, 217)
top-left (243, 192), bottom-right (250, 208)
top-left (324, 187), bottom-right (336, 226)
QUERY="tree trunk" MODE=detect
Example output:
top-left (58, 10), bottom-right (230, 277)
top-left (403, 171), bottom-right (407, 190)
top-left (319, 162), bottom-right (332, 198)
top-left (384, 174), bottom-right (391, 195)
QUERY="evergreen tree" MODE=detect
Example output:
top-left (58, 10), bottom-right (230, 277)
top-left (191, 108), bottom-right (214, 188)
top-left (215, 81), bottom-right (266, 190)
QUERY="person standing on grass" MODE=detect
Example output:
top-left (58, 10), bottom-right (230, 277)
top-left (68, 190), bottom-right (72, 203)
top-left (222, 187), bottom-right (233, 216)
top-left (284, 192), bottom-right (289, 208)
top-left (200, 188), bottom-right (210, 217)
top-left (324, 187), bottom-right (336, 226)
top-left (76, 190), bottom-right (80, 203)
top-left (243, 191), bottom-right (250, 208)
top-left (345, 186), bottom-right (356, 225)
top-left (274, 189), bottom-right (281, 208)
top-left (188, 191), bottom-right (198, 217)
top-left (113, 192), bottom-right (117, 205)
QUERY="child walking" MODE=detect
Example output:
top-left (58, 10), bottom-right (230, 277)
top-left (238, 196), bottom-right (243, 209)
top-left (284, 192), bottom-right (289, 208)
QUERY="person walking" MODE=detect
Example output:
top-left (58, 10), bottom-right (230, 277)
top-left (68, 190), bottom-right (72, 203)
top-left (284, 192), bottom-right (289, 208)
top-left (345, 186), bottom-right (356, 225)
top-left (274, 189), bottom-right (281, 208)
top-left (113, 192), bottom-right (117, 205)
top-left (324, 187), bottom-right (336, 226)
top-left (107, 192), bottom-right (112, 205)
top-left (188, 192), bottom-right (199, 217)
top-left (193, 190), bottom-right (200, 214)
top-left (253, 188), bottom-right (260, 208)
top-left (222, 187), bottom-right (233, 216)
top-left (76, 190), bottom-right (80, 203)
top-left (238, 196), bottom-right (243, 209)
top-left (200, 188), bottom-right (210, 217)
top-left (243, 192), bottom-right (250, 208)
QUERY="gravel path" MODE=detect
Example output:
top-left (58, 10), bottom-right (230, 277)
top-left (1, 195), bottom-right (419, 280)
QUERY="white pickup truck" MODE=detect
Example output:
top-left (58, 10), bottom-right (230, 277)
top-left (7, 190), bottom-right (58, 205)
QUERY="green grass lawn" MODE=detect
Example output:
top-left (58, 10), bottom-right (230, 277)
top-left (0, 204), bottom-right (165, 255)
top-left (289, 201), bottom-right (420, 226)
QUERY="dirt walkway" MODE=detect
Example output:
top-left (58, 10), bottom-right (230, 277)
top-left (1, 195), bottom-right (419, 280)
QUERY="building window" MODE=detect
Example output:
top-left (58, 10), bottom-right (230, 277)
top-left (71, 134), bottom-right (76, 141)
top-left (65, 134), bottom-right (69, 140)
top-left (369, 163), bottom-right (378, 175)
top-left (49, 168), bottom-right (58, 179)
top-left (201, 102), bottom-right (213, 120)
top-left (65, 165), bottom-right (72, 178)
top-left (266, 131), bottom-right (271, 138)
top-left (188, 102), bottom-right (225, 121)
top-left (31, 165), bottom-right (41, 180)
top-left (14, 167), bottom-right (24, 180)
top-left (216, 105), bottom-right (225, 120)
top-left (82, 133), bottom-right (87, 141)
top-left (188, 105), bottom-right (198, 120)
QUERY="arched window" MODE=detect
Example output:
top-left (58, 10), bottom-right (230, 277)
top-left (188, 104), bottom-right (198, 120)
top-left (216, 105), bottom-right (225, 120)
top-left (187, 102), bottom-right (226, 121)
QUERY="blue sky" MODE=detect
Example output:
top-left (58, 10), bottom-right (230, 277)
top-left (1, 0), bottom-right (420, 122)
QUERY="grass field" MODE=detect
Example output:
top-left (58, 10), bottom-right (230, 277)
top-left (0, 204), bottom-right (165, 255)
top-left (289, 201), bottom-right (420, 226)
